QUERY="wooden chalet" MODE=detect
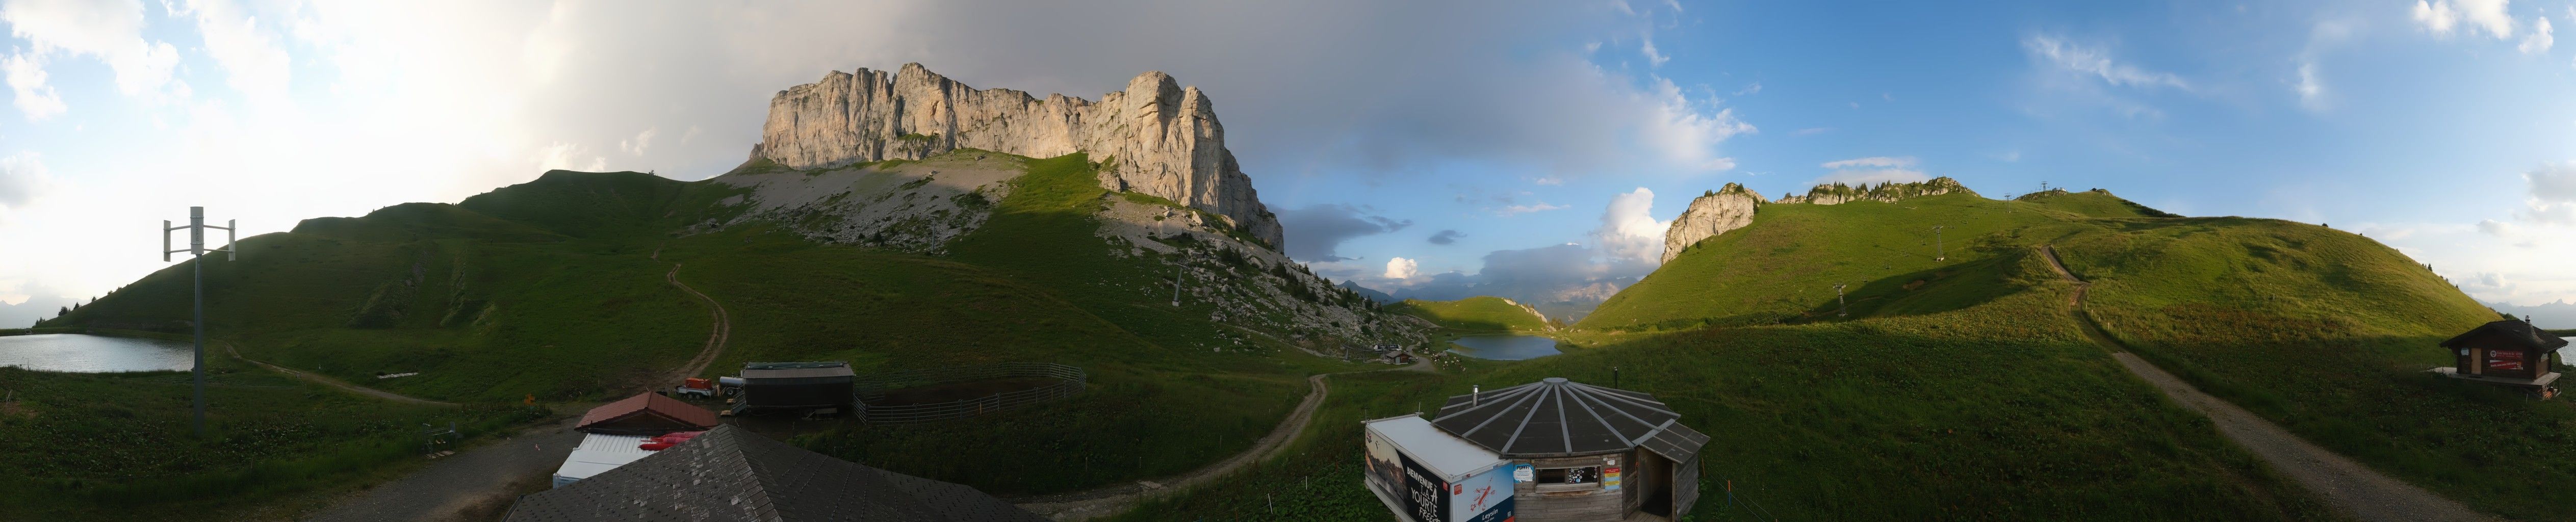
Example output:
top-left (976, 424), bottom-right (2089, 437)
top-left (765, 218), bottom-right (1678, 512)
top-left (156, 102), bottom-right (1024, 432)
top-left (577, 392), bottom-right (720, 435)
top-left (2434, 319), bottom-right (2569, 397)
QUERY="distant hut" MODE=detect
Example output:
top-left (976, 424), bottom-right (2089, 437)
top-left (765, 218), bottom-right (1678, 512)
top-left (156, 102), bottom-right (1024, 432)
top-left (734, 361), bottom-right (857, 414)
top-left (2435, 319), bottom-right (2568, 397)
top-left (1364, 377), bottom-right (1709, 522)
top-left (505, 425), bottom-right (1046, 521)
top-left (575, 392), bottom-right (719, 435)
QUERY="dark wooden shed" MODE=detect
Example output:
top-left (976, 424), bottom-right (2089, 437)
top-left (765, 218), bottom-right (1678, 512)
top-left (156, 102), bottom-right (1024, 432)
top-left (735, 361), bottom-right (857, 414)
top-left (2437, 320), bottom-right (2567, 395)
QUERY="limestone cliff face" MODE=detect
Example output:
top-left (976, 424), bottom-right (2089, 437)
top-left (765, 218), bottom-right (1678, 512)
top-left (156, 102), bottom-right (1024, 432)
top-left (1660, 182), bottom-right (1768, 264)
top-left (755, 63), bottom-right (1284, 248)
top-left (1774, 177), bottom-right (1974, 205)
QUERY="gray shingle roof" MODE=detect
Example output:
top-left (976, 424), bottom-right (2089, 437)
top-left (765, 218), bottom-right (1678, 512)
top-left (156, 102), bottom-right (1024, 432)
top-left (1430, 377), bottom-right (1706, 459)
top-left (502, 425), bottom-right (1045, 522)
top-left (2442, 320), bottom-right (2570, 350)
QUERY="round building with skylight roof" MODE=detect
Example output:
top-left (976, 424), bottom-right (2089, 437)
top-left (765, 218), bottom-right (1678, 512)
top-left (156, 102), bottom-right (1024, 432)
top-left (1364, 377), bottom-right (1709, 522)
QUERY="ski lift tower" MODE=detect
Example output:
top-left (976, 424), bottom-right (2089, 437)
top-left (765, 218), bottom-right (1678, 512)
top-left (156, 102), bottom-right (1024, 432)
top-left (163, 206), bottom-right (236, 436)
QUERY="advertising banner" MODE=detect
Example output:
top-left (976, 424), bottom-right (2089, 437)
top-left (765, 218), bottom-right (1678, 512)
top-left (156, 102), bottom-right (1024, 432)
top-left (2490, 350), bottom-right (2527, 372)
top-left (1399, 453), bottom-right (1450, 522)
top-left (1449, 463), bottom-right (1515, 522)
top-left (1604, 466), bottom-right (1623, 491)
top-left (1364, 430), bottom-right (1404, 501)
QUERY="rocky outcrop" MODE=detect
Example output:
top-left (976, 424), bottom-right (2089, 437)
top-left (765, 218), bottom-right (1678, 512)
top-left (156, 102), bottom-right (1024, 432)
top-left (753, 63), bottom-right (1284, 248)
top-left (1774, 177), bottom-right (1973, 205)
top-left (1661, 182), bottom-right (1767, 264)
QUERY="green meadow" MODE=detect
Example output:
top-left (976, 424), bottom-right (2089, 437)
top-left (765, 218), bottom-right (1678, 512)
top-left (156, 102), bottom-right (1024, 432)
top-left (1388, 296), bottom-right (1555, 333)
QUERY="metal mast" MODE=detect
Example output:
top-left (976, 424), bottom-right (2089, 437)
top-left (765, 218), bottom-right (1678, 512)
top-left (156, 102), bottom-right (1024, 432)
top-left (1931, 225), bottom-right (1947, 262)
top-left (1834, 283), bottom-right (1849, 318)
top-left (164, 206), bottom-right (236, 436)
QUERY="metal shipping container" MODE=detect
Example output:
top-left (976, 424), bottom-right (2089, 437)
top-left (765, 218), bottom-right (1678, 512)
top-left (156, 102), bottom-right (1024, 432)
top-left (1364, 415), bottom-right (1514, 522)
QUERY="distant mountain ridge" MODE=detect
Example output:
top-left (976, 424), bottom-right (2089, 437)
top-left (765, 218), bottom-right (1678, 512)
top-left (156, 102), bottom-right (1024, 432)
top-left (754, 63), bottom-right (1283, 248)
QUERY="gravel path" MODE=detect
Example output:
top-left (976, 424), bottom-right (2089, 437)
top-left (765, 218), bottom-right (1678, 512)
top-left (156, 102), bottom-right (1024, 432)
top-left (296, 262), bottom-right (737, 521)
top-left (225, 341), bottom-right (453, 407)
top-left (663, 263), bottom-right (733, 381)
top-left (302, 419), bottom-right (582, 522)
top-left (2040, 245), bottom-right (2493, 522)
top-left (1015, 356), bottom-right (1434, 521)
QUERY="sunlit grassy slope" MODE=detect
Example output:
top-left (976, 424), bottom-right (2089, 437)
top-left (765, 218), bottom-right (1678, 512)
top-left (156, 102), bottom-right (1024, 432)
top-left (43, 151), bottom-right (1380, 499)
top-left (1387, 296), bottom-right (1551, 333)
top-left (1579, 185), bottom-right (2576, 520)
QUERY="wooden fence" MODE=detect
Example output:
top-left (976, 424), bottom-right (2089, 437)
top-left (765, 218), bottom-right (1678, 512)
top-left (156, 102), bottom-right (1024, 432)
top-left (854, 362), bottom-right (1085, 425)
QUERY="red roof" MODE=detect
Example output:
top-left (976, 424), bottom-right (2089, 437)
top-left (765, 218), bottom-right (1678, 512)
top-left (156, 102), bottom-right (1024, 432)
top-left (577, 392), bottom-right (719, 432)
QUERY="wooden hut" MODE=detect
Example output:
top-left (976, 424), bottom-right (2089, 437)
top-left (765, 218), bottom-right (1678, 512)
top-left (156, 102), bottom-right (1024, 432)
top-left (2435, 319), bottom-right (2568, 396)
top-left (1365, 377), bottom-right (1709, 521)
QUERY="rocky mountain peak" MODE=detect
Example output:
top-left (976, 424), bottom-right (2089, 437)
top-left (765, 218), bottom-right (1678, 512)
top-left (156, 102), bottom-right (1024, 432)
top-left (1661, 182), bottom-right (1769, 264)
top-left (753, 63), bottom-right (1284, 248)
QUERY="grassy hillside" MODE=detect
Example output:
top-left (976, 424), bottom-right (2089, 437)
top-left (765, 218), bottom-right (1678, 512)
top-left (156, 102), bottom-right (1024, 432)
top-left (1585, 185), bottom-right (2576, 520)
top-left (1123, 262), bottom-right (2335, 520)
top-left (1585, 192), bottom-right (2076, 331)
top-left (1388, 296), bottom-right (1552, 333)
top-left (38, 150), bottom-right (1411, 509)
top-left (0, 351), bottom-right (532, 521)
top-left (2055, 218), bottom-right (2576, 520)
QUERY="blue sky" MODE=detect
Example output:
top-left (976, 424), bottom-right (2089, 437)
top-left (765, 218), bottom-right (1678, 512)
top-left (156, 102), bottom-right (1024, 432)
top-left (1, 0), bottom-right (2572, 326)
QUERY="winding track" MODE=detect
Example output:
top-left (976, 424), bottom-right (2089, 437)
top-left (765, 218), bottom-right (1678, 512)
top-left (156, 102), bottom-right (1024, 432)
top-left (1014, 356), bottom-right (1434, 520)
top-left (2038, 245), bottom-right (2492, 522)
top-left (224, 341), bottom-right (453, 407)
top-left (300, 262), bottom-right (737, 521)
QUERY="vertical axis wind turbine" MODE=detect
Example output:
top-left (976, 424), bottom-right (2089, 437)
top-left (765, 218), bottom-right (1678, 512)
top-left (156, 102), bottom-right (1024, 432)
top-left (164, 206), bottom-right (236, 436)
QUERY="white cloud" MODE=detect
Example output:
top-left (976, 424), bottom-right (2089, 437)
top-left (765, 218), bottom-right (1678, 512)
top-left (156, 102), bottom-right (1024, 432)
top-left (1384, 257), bottom-right (1419, 279)
top-left (2294, 60), bottom-right (2327, 112)
top-left (2022, 34), bottom-right (2190, 90)
top-left (620, 127), bottom-right (659, 155)
top-left (1496, 202), bottom-right (1569, 216)
top-left (1639, 76), bottom-right (1752, 171)
top-left (1533, 175), bottom-right (1563, 186)
top-left (1733, 82), bottom-right (1760, 96)
top-left (2412, 0), bottom-right (2516, 39)
top-left (0, 0), bottom-right (186, 101)
top-left (2521, 162), bottom-right (2576, 224)
top-left (1810, 168), bottom-right (1930, 187)
top-left (0, 151), bottom-right (51, 212)
top-left (1591, 187), bottom-right (1668, 265)
top-left (2, 53), bottom-right (65, 120)
top-left (1640, 34), bottom-right (1669, 66)
top-left (1820, 156), bottom-right (1917, 169)
top-left (173, 0), bottom-right (294, 100)
top-left (2523, 16), bottom-right (2556, 53)
top-left (2479, 218), bottom-right (2514, 236)
top-left (536, 142), bottom-right (609, 172)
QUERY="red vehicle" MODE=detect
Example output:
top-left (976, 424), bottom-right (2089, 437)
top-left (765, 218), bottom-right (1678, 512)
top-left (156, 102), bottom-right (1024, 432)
top-left (674, 377), bottom-right (719, 399)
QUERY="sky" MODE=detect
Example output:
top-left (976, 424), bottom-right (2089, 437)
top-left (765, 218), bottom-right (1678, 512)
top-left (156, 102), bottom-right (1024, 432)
top-left (1, 0), bottom-right (2573, 327)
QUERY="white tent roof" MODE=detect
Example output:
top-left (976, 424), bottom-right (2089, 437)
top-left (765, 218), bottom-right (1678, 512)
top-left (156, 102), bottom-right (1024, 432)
top-left (553, 433), bottom-right (654, 484)
top-left (1366, 415), bottom-right (1504, 479)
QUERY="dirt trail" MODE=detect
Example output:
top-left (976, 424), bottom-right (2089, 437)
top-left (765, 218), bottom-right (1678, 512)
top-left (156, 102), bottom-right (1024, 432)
top-left (663, 263), bottom-right (733, 381)
top-left (1015, 356), bottom-right (1435, 521)
top-left (223, 341), bottom-right (453, 407)
top-left (2039, 245), bottom-right (2493, 522)
top-left (301, 262), bottom-right (736, 521)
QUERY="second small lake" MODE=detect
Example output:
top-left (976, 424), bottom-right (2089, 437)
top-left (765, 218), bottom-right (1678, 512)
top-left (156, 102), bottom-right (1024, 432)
top-left (0, 334), bottom-right (196, 373)
top-left (1446, 335), bottom-right (1563, 360)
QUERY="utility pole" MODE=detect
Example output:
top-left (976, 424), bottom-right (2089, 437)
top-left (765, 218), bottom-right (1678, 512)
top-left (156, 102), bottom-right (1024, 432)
top-left (1931, 225), bottom-right (1947, 261)
top-left (1834, 284), bottom-right (1849, 318)
top-left (1171, 267), bottom-right (1184, 307)
top-left (164, 206), bottom-right (236, 437)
